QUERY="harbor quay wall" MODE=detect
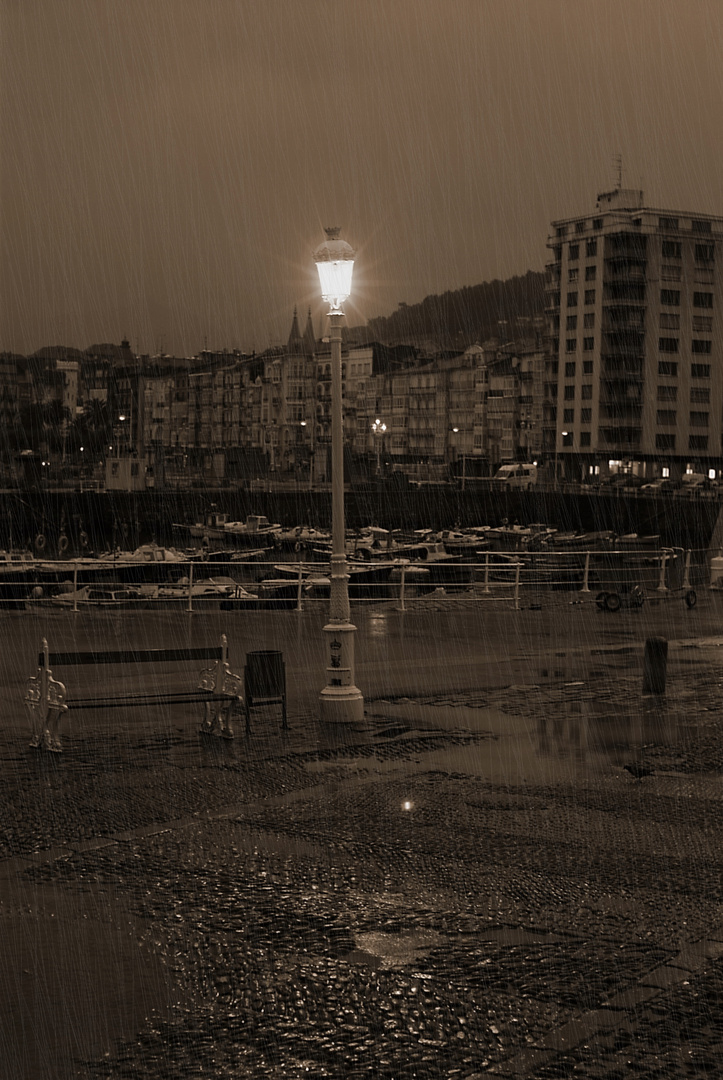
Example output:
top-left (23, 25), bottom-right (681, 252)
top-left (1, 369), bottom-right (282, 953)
top-left (1, 484), bottom-right (721, 556)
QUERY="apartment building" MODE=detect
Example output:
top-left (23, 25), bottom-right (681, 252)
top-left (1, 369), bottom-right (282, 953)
top-left (545, 188), bottom-right (723, 482)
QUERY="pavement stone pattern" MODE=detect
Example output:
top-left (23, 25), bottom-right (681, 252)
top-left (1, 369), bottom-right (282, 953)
top-left (4, 605), bottom-right (723, 1077)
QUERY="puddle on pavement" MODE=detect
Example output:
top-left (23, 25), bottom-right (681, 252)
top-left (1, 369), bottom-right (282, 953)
top-left (344, 929), bottom-right (445, 969)
top-left (0, 870), bottom-right (187, 1080)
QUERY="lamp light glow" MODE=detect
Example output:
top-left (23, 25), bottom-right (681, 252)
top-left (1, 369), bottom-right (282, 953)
top-left (313, 227), bottom-right (355, 312)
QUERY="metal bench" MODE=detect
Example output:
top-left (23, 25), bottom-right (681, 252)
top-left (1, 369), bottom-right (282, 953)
top-left (24, 635), bottom-right (243, 752)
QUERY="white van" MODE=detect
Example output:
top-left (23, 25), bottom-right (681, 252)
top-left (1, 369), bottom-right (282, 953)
top-left (493, 463), bottom-right (538, 490)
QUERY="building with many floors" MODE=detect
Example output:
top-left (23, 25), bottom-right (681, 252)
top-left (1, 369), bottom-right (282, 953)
top-left (545, 187), bottom-right (723, 483)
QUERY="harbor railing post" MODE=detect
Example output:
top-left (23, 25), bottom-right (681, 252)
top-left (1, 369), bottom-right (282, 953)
top-left (580, 551), bottom-right (591, 593)
top-left (682, 549), bottom-right (692, 590)
top-left (187, 562), bottom-right (194, 613)
top-left (483, 552), bottom-right (491, 595)
top-left (514, 561), bottom-right (520, 611)
top-left (397, 564), bottom-right (407, 612)
top-left (657, 551), bottom-right (669, 593)
top-left (296, 565), bottom-right (304, 612)
top-left (73, 565), bottom-right (78, 613)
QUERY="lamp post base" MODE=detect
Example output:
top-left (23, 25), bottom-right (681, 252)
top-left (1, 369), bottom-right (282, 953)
top-left (319, 619), bottom-right (364, 724)
top-left (319, 684), bottom-right (365, 724)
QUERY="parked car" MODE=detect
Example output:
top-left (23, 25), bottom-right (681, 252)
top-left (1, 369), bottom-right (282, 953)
top-left (640, 479), bottom-right (681, 493)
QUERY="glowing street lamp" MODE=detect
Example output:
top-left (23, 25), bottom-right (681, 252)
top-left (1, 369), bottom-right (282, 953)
top-left (372, 418), bottom-right (386, 476)
top-left (554, 431), bottom-right (568, 490)
top-left (313, 227), bottom-right (364, 723)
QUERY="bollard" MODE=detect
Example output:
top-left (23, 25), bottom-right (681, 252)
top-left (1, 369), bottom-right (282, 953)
top-left (642, 636), bottom-right (668, 694)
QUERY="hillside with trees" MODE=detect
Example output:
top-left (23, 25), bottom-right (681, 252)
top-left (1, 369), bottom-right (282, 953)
top-left (361, 269), bottom-right (545, 348)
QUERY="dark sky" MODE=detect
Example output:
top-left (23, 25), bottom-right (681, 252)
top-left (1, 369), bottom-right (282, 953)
top-left (2, 0), bottom-right (721, 356)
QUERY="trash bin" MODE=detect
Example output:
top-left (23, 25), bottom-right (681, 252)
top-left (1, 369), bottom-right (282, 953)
top-left (244, 650), bottom-right (287, 731)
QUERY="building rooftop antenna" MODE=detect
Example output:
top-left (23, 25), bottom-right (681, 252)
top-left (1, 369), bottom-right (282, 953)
top-left (614, 153), bottom-right (623, 189)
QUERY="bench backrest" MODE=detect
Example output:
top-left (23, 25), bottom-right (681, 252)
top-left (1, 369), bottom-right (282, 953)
top-left (39, 646), bottom-right (223, 667)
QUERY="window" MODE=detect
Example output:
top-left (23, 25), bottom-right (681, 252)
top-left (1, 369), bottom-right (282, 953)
top-left (575, 221), bottom-right (586, 234)
top-left (586, 239), bottom-right (597, 257)
top-left (566, 315), bottom-right (578, 330)
top-left (689, 435), bottom-right (709, 450)
top-left (581, 408), bottom-right (592, 423)
top-left (659, 217), bottom-right (679, 231)
top-left (658, 360), bottom-right (678, 376)
top-left (658, 385), bottom-right (677, 401)
top-left (656, 434), bottom-right (676, 450)
top-left (569, 243), bottom-right (579, 260)
top-left (691, 339), bottom-right (712, 354)
top-left (580, 431), bottom-right (591, 447)
top-left (567, 291), bottom-right (578, 307)
top-left (556, 225), bottom-right (568, 238)
top-left (566, 339), bottom-right (577, 354)
top-left (584, 289), bottom-right (596, 305)
top-left (565, 361), bottom-right (576, 376)
top-left (691, 387), bottom-right (710, 404)
top-left (695, 243), bottom-right (715, 263)
top-left (659, 313), bottom-right (680, 330)
top-left (694, 292), bottom-right (713, 308)
top-left (581, 384), bottom-right (593, 400)
top-left (659, 338), bottom-right (679, 352)
top-left (583, 360), bottom-right (594, 374)
top-left (692, 316), bottom-right (713, 332)
top-left (661, 265), bottom-right (682, 281)
top-left (660, 289), bottom-right (680, 306)
top-left (585, 265), bottom-right (597, 281)
top-left (562, 432), bottom-right (574, 446)
top-left (657, 410), bottom-right (677, 426)
top-left (564, 385), bottom-right (575, 400)
top-left (583, 337), bottom-right (595, 351)
top-left (692, 219), bottom-right (712, 234)
top-left (691, 363), bottom-right (711, 378)
top-left (690, 412), bottom-right (709, 427)
top-left (563, 408), bottom-right (575, 423)
top-left (662, 240), bottom-right (681, 258)
top-left (593, 218), bottom-right (603, 230)
top-left (553, 245), bottom-right (562, 260)
top-left (583, 312), bottom-right (595, 329)
top-left (568, 268), bottom-right (579, 282)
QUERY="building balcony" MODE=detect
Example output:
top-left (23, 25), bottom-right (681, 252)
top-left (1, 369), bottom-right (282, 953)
top-left (599, 402), bottom-right (642, 421)
top-left (601, 357), bottom-right (644, 379)
top-left (598, 427), bottom-right (642, 449)
top-left (603, 282), bottom-right (646, 303)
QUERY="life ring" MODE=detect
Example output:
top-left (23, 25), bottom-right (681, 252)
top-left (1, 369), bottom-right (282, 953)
top-left (35, 533), bottom-right (47, 552)
top-left (604, 592), bottom-right (622, 612)
top-left (80, 531), bottom-right (89, 548)
top-left (58, 535), bottom-right (69, 553)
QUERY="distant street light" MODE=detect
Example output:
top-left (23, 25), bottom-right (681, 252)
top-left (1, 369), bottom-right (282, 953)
top-left (372, 418), bottom-right (387, 476)
top-left (313, 227), bottom-right (364, 723)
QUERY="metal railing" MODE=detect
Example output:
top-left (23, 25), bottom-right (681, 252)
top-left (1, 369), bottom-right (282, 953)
top-left (4, 546), bottom-right (712, 614)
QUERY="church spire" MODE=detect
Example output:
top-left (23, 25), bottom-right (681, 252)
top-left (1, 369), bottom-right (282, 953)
top-left (302, 308), bottom-right (316, 356)
top-left (287, 306), bottom-right (302, 353)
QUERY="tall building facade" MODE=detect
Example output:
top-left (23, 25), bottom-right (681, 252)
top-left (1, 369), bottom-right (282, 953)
top-left (545, 188), bottom-right (723, 481)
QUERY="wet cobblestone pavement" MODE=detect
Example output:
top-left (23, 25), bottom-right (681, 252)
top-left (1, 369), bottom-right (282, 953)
top-left (4, 602), bottom-right (723, 1077)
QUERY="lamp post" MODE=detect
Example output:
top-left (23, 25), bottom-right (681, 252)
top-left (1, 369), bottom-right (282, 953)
top-left (313, 227), bottom-right (364, 723)
top-left (554, 431), bottom-right (568, 491)
top-left (372, 418), bottom-right (386, 476)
